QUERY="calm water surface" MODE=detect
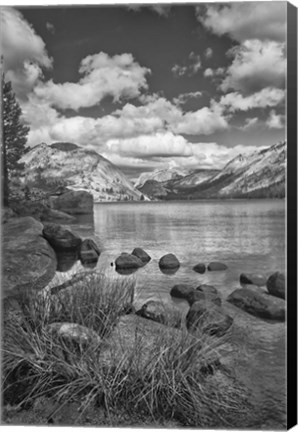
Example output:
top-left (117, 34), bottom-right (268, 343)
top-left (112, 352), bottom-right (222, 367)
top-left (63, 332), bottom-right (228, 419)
top-left (60, 200), bottom-right (286, 428)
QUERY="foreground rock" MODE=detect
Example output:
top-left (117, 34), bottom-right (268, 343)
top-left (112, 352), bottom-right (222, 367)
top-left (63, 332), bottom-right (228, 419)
top-left (240, 273), bottom-right (266, 287)
top-left (186, 301), bottom-right (233, 337)
top-left (115, 253), bottom-right (143, 270)
top-left (131, 247), bottom-right (151, 264)
top-left (11, 200), bottom-right (76, 222)
top-left (193, 263), bottom-right (206, 274)
top-left (43, 223), bottom-right (82, 250)
top-left (207, 262), bottom-right (228, 271)
top-left (170, 284), bottom-right (194, 301)
top-left (2, 207), bottom-right (17, 223)
top-left (227, 287), bottom-right (285, 321)
top-left (47, 322), bottom-right (101, 346)
top-left (266, 272), bottom-right (285, 299)
top-left (136, 300), bottom-right (182, 327)
top-left (159, 253), bottom-right (180, 270)
top-left (49, 190), bottom-right (93, 215)
top-left (3, 217), bottom-right (57, 299)
top-left (170, 284), bottom-right (221, 306)
top-left (79, 239), bottom-right (101, 264)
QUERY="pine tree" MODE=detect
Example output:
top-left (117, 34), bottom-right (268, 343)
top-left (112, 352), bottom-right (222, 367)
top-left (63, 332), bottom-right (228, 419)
top-left (1, 75), bottom-right (29, 206)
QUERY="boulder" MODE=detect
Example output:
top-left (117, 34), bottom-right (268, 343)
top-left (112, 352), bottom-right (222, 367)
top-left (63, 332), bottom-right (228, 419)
top-left (3, 217), bottom-right (57, 299)
top-left (2, 207), bottom-right (17, 224)
top-left (170, 284), bottom-right (194, 301)
top-left (192, 285), bottom-right (222, 307)
top-left (43, 223), bottom-right (82, 250)
top-left (136, 300), bottom-right (182, 327)
top-left (49, 190), bottom-right (93, 215)
top-left (193, 263), bottom-right (206, 274)
top-left (10, 200), bottom-right (75, 222)
top-left (240, 273), bottom-right (266, 287)
top-left (207, 262), bottom-right (228, 271)
top-left (56, 250), bottom-right (79, 272)
top-left (131, 247), bottom-right (151, 264)
top-left (115, 252), bottom-right (143, 270)
top-left (159, 253), bottom-right (180, 270)
top-left (227, 287), bottom-right (285, 321)
top-left (79, 239), bottom-right (101, 264)
top-left (47, 322), bottom-right (101, 346)
top-left (266, 272), bottom-right (285, 299)
top-left (186, 301), bottom-right (233, 337)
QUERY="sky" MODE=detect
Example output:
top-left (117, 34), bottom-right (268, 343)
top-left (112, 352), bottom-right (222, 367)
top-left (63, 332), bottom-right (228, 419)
top-left (1, 1), bottom-right (287, 180)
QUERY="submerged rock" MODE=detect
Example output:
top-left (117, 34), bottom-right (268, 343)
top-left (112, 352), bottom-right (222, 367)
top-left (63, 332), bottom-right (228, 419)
top-left (240, 273), bottom-right (266, 287)
top-left (227, 287), bottom-right (285, 321)
top-left (115, 252), bottom-right (143, 270)
top-left (207, 262), bottom-right (228, 271)
top-left (3, 217), bottom-right (57, 299)
top-left (43, 222), bottom-right (82, 250)
top-left (159, 253), bottom-right (180, 270)
top-left (131, 247), bottom-right (151, 264)
top-left (186, 301), bottom-right (233, 337)
top-left (192, 285), bottom-right (222, 307)
top-left (266, 271), bottom-right (285, 299)
top-left (79, 239), bottom-right (101, 264)
top-left (192, 263), bottom-right (206, 274)
top-left (49, 190), bottom-right (93, 215)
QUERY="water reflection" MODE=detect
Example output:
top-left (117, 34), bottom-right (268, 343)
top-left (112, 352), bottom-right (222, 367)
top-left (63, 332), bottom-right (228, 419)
top-left (159, 267), bottom-right (179, 275)
top-left (56, 250), bottom-right (79, 272)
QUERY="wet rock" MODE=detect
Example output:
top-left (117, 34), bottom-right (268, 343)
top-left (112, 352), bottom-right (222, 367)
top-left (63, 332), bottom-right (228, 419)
top-left (43, 223), bottom-right (82, 250)
top-left (3, 217), bottom-right (57, 299)
top-left (266, 272), bottom-right (285, 299)
top-left (207, 262), bottom-right (228, 271)
top-left (11, 200), bottom-right (75, 222)
top-left (115, 252), bottom-right (143, 270)
top-left (170, 284), bottom-right (194, 301)
top-left (240, 273), bottom-right (266, 286)
top-left (159, 253), bottom-right (180, 270)
top-left (186, 301), bottom-right (233, 337)
top-left (79, 239), bottom-right (101, 264)
top-left (131, 247), bottom-right (151, 264)
top-left (136, 300), bottom-right (182, 327)
top-left (47, 322), bottom-right (101, 346)
top-left (227, 287), bottom-right (285, 321)
top-left (193, 263), bottom-right (206, 274)
top-left (192, 285), bottom-right (222, 307)
top-left (56, 250), bottom-right (79, 272)
top-left (49, 190), bottom-right (93, 215)
top-left (159, 267), bottom-right (179, 275)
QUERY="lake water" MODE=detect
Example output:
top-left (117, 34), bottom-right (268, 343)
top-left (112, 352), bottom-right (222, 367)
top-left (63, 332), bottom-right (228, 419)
top-left (57, 199), bottom-right (286, 428)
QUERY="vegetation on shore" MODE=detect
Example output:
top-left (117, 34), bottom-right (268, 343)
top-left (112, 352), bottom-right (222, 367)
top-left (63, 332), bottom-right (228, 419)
top-left (2, 272), bottom-right (251, 427)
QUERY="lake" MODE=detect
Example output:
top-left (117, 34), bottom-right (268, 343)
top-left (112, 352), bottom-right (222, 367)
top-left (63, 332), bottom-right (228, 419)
top-left (57, 199), bottom-right (286, 428)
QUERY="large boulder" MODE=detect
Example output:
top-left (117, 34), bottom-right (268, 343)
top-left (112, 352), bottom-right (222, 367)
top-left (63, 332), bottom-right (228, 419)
top-left (159, 253), bottom-right (180, 270)
top-left (170, 284), bottom-right (194, 301)
top-left (115, 252), bottom-right (143, 270)
top-left (186, 301), bottom-right (233, 337)
top-left (207, 262), bottom-right (228, 271)
top-left (227, 287), bottom-right (285, 321)
top-left (2, 207), bottom-right (17, 224)
top-left (2, 217), bottom-right (57, 299)
top-left (79, 239), bottom-right (101, 264)
top-left (131, 247), bottom-right (151, 264)
top-left (47, 322), bottom-right (101, 346)
top-left (136, 300), bottom-right (182, 327)
top-left (266, 272), bottom-right (285, 299)
top-left (49, 190), bottom-right (93, 215)
top-left (193, 263), bottom-right (206, 274)
top-left (240, 273), bottom-right (266, 287)
top-left (43, 223), bottom-right (82, 250)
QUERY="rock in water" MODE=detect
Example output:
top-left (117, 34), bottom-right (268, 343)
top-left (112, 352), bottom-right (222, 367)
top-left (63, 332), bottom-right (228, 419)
top-left (227, 287), bottom-right (285, 320)
top-left (43, 223), bottom-right (82, 250)
top-left (170, 284), bottom-right (194, 301)
top-left (131, 247), bottom-right (151, 264)
top-left (186, 301), bottom-right (233, 337)
top-left (207, 262), bottom-right (228, 271)
top-left (3, 217), bottom-right (57, 299)
top-left (49, 190), bottom-right (93, 215)
top-left (266, 272), bottom-right (285, 299)
top-left (159, 253), bottom-right (180, 269)
top-left (240, 273), bottom-right (266, 286)
top-left (193, 263), bottom-right (206, 274)
top-left (115, 252), bottom-right (143, 270)
top-left (79, 239), bottom-right (101, 264)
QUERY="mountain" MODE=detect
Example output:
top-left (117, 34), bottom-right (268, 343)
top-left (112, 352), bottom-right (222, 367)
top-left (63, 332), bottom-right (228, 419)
top-left (134, 166), bottom-right (191, 189)
top-left (20, 142), bottom-right (143, 202)
top-left (137, 141), bottom-right (286, 200)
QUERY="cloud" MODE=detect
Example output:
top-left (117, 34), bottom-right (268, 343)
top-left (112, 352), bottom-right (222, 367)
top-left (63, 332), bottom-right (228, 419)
top-left (1, 7), bottom-right (52, 98)
top-left (219, 87), bottom-right (285, 112)
top-left (241, 117), bottom-right (258, 130)
top-left (127, 4), bottom-right (171, 17)
top-left (173, 91), bottom-right (202, 105)
top-left (46, 22), bottom-right (55, 34)
top-left (204, 67), bottom-right (225, 78)
top-left (204, 68), bottom-right (214, 78)
top-left (205, 47), bottom-right (213, 59)
top-left (197, 2), bottom-right (286, 43)
top-left (172, 64), bottom-right (188, 77)
top-left (172, 52), bottom-right (201, 77)
top-left (33, 52), bottom-right (150, 110)
top-left (266, 110), bottom-right (284, 129)
top-left (221, 40), bottom-right (286, 93)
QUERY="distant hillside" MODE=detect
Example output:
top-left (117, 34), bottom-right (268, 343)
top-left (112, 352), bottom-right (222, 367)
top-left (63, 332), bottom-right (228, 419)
top-left (20, 142), bottom-right (143, 202)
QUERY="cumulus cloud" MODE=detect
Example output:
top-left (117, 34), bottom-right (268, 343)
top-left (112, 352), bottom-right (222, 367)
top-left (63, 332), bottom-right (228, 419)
top-left (204, 68), bottom-right (214, 78)
top-left (173, 91), bottom-right (202, 106)
top-left (172, 52), bottom-right (201, 77)
top-left (241, 117), bottom-right (258, 130)
top-left (46, 22), bottom-right (55, 34)
top-left (266, 110), bottom-right (284, 129)
top-left (221, 40), bottom-right (286, 93)
top-left (1, 7), bottom-right (52, 97)
top-left (173, 105), bottom-right (228, 136)
top-left (33, 52), bottom-right (150, 110)
top-left (127, 4), bottom-right (171, 17)
top-left (219, 87), bottom-right (285, 112)
top-left (205, 47), bottom-right (213, 59)
top-left (197, 2), bottom-right (286, 43)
